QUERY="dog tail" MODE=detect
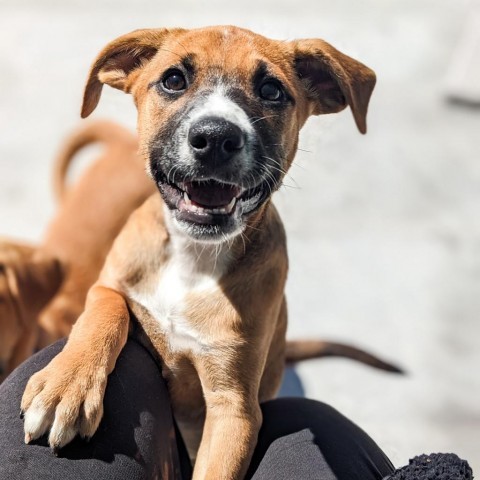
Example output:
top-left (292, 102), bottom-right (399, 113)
top-left (52, 120), bottom-right (137, 202)
top-left (285, 340), bottom-right (404, 373)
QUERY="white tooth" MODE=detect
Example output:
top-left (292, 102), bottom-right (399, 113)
top-left (212, 208), bottom-right (220, 214)
top-left (184, 192), bottom-right (192, 205)
top-left (190, 205), bottom-right (198, 212)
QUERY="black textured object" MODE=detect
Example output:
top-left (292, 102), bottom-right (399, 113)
top-left (386, 453), bottom-right (473, 480)
top-left (0, 338), bottom-right (191, 480)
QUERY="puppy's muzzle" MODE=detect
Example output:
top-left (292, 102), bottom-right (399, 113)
top-left (151, 112), bottom-right (268, 242)
top-left (188, 116), bottom-right (246, 166)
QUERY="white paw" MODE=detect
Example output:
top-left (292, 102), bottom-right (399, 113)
top-left (23, 398), bottom-right (54, 444)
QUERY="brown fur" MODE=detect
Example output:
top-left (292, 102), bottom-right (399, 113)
top-left (0, 121), bottom-right (155, 379)
top-left (38, 119), bottom-right (155, 341)
top-left (0, 240), bottom-right (62, 382)
top-left (22, 26), bottom-right (376, 479)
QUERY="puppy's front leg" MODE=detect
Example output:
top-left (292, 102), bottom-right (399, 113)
top-left (21, 285), bottom-right (129, 450)
top-left (192, 357), bottom-right (263, 480)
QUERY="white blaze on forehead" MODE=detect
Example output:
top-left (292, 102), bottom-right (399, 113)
top-left (188, 87), bottom-right (253, 136)
top-left (176, 85), bottom-right (255, 170)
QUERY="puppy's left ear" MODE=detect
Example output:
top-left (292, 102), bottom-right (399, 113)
top-left (293, 39), bottom-right (376, 134)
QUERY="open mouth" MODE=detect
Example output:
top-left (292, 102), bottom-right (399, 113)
top-left (157, 175), bottom-right (265, 225)
top-left (181, 181), bottom-right (240, 216)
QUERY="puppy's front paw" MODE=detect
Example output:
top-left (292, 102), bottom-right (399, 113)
top-left (21, 351), bottom-right (107, 451)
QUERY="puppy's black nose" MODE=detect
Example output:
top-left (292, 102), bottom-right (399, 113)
top-left (188, 117), bottom-right (245, 163)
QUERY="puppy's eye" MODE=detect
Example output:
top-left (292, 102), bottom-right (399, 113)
top-left (260, 82), bottom-right (283, 101)
top-left (162, 70), bottom-right (187, 92)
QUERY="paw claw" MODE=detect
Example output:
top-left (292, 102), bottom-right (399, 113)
top-left (24, 433), bottom-right (32, 444)
top-left (19, 409), bottom-right (24, 419)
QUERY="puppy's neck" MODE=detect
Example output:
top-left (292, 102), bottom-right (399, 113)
top-left (163, 204), bottom-right (233, 277)
top-left (161, 200), bottom-right (270, 279)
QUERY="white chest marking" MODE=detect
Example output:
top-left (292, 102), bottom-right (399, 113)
top-left (129, 232), bottom-right (231, 354)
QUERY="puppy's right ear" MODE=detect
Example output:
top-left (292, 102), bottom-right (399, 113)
top-left (81, 28), bottom-right (183, 118)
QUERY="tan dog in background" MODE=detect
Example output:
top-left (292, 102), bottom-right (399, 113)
top-left (21, 26), bottom-right (379, 479)
top-left (0, 121), bottom-right (155, 381)
top-left (0, 241), bottom-right (62, 381)
top-left (39, 120), bottom-right (155, 341)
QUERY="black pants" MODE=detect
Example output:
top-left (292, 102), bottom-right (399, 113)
top-left (0, 339), bottom-right (394, 480)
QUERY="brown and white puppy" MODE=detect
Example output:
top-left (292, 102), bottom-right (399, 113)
top-left (0, 120), bottom-right (395, 382)
top-left (22, 26), bottom-right (376, 479)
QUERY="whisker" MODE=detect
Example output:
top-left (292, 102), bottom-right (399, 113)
top-left (280, 182), bottom-right (301, 190)
top-left (212, 242), bottom-right (221, 274)
top-left (166, 165), bottom-right (176, 184)
top-left (194, 242), bottom-right (208, 267)
top-left (172, 38), bottom-right (189, 56)
top-left (248, 171), bottom-right (257, 190)
top-left (249, 115), bottom-right (279, 125)
top-left (260, 168), bottom-right (276, 196)
top-left (261, 155), bottom-right (287, 175)
top-left (240, 232), bottom-right (247, 255)
top-left (171, 165), bottom-right (182, 184)
top-left (158, 47), bottom-right (183, 60)
top-left (258, 155), bottom-right (301, 190)
top-left (263, 163), bottom-right (288, 177)
top-left (244, 222), bottom-right (262, 234)
top-left (290, 161), bottom-right (307, 171)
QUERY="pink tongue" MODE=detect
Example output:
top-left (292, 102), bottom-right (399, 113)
top-left (185, 182), bottom-right (239, 207)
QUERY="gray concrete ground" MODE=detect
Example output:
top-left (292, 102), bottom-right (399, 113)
top-left (1, 0), bottom-right (479, 472)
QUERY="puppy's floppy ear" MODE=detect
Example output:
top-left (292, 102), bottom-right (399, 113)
top-left (1, 254), bottom-right (64, 316)
top-left (292, 39), bottom-right (376, 134)
top-left (81, 28), bottom-right (185, 118)
top-left (22, 255), bottom-right (64, 312)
